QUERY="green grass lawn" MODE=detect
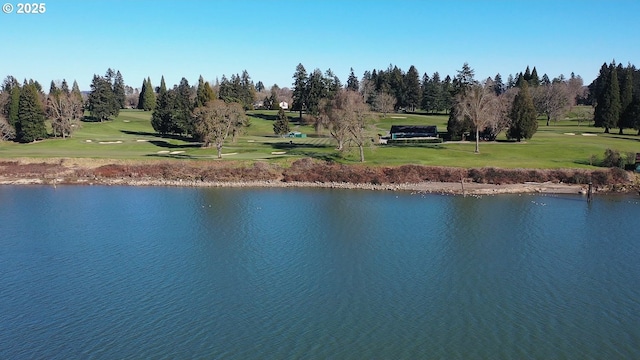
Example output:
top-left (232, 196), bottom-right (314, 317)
top-left (1, 108), bottom-right (638, 169)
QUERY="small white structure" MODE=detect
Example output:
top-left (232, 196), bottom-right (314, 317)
top-left (279, 101), bottom-right (289, 110)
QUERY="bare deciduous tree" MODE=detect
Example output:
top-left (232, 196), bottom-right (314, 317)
top-left (482, 88), bottom-right (516, 141)
top-left (342, 91), bottom-right (373, 162)
top-left (46, 92), bottom-right (82, 138)
top-left (193, 100), bottom-right (247, 158)
top-left (533, 82), bottom-right (570, 126)
top-left (374, 92), bottom-right (396, 118)
top-left (319, 90), bottom-right (373, 161)
top-left (318, 97), bottom-right (349, 151)
top-left (455, 80), bottom-right (500, 153)
top-left (0, 115), bottom-right (15, 141)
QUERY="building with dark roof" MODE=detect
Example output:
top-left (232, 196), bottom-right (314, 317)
top-left (390, 125), bottom-right (438, 139)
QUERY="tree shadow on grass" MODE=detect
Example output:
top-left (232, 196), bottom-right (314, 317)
top-left (574, 159), bottom-right (599, 167)
top-left (250, 113), bottom-right (278, 121)
top-left (268, 142), bottom-right (333, 150)
top-left (148, 140), bottom-right (202, 149)
top-left (82, 116), bottom-right (105, 123)
top-left (144, 153), bottom-right (198, 160)
top-left (265, 141), bottom-right (341, 161)
top-left (120, 130), bottom-right (192, 142)
top-left (606, 135), bottom-right (640, 142)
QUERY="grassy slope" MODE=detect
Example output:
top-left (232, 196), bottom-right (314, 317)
top-left (0, 108), bottom-right (638, 169)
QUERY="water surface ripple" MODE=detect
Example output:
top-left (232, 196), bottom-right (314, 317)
top-left (0, 186), bottom-right (638, 359)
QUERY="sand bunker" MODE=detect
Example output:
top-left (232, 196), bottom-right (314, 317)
top-left (582, 133), bottom-right (597, 136)
top-left (98, 141), bottom-right (123, 144)
top-left (136, 139), bottom-right (148, 142)
top-left (221, 153), bottom-right (238, 156)
top-left (157, 150), bottom-right (170, 154)
top-left (169, 151), bottom-right (184, 155)
top-left (564, 133), bottom-right (575, 135)
top-left (271, 151), bottom-right (287, 155)
top-left (85, 140), bottom-right (92, 143)
top-left (390, 116), bottom-right (407, 119)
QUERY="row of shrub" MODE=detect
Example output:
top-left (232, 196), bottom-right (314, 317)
top-left (91, 161), bottom-right (280, 182)
top-left (281, 158), bottom-right (630, 186)
top-left (0, 159), bottom-right (633, 187)
top-left (600, 149), bottom-right (637, 169)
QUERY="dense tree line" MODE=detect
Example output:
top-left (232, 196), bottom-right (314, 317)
top-left (0, 75), bottom-right (83, 142)
top-left (87, 68), bottom-right (127, 122)
top-left (291, 64), bottom-right (375, 161)
top-left (137, 77), bottom-right (156, 111)
top-left (3, 59), bottom-right (640, 151)
top-left (218, 70), bottom-right (256, 110)
top-left (447, 63), bottom-right (539, 145)
top-left (149, 74), bottom-right (249, 156)
top-left (291, 64), bottom-right (342, 119)
top-left (589, 61), bottom-right (640, 134)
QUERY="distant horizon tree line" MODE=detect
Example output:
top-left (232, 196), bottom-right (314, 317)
top-left (2, 60), bottom-right (640, 145)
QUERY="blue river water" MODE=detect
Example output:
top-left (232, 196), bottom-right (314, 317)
top-left (0, 186), bottom-right (639, 359)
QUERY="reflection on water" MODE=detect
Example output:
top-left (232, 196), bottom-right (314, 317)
top-left (0, 186), bottom-right (639, 359)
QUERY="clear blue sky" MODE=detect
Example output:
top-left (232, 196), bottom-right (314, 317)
top-left (3, 0), bottom-right (639, 91)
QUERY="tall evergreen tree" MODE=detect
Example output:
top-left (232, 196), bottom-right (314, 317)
top-left (447, 63), bottom-right (476, 139)
top-left (49, 80), bottom-right (59, 97)
top-left (143, 77), bottom-right (156, 111)
top-left (323, 68), bottom-right (341, 100)
top-left (239, 70), bottom-right (256, 110)
top-left (589, 62), bottom-right (610, 106)
top-left (70, 80), bottom-right (84, 120)
top-left (507, 82), bottom-right (538, 141)
top-left (169, 77), bottom-right (194, 135)
top-left (137, 78), bottom-right (148, 110)
top-left (7, 85), bottom-right (21, 127)
top-left (16, 81), bottom-right (47, 142)
top-left (273, 107), bottom-right (290, 137)
top-left (618, 65), bottom-right (633, 134)
top-left (493, 73), bottom-right (505, 95)
top-left (88, 74), bottom-right (117, 121)
top-left (506, 74), bottom-right (515, 89)
top-left (530, 67), bottom-right (540, 87)
top-left (389, 65), bottom-right (406, 109)
top-left (151, 76), bottom-right (174, 134)
top-left (269, 87), bottom-right (279, 110)
top-left (306, 68), bottom-right (325, 116)
top-left (441, 75), bottom-right (453, 112)
top-left (346, 67), bottom-right (359, 91)
top-left (71, 80), bottom-right (82, 98)
top-left (60, 79), bottom-right (70, 95)
top-left (422, 72), bottom-right (443, 113)
top-left (523, 66), bottom-right (532, 83)
top-left (113, 71), bottom-right (126, 109)
top-left (625, 95), bottom-right (640, 135)
top-left (420, 73), bottom-right (430, 111)
top-left (405, 65), bottom-right (421, 111)
top-left (541, 73), bottom-right (551, 86)
top-left (195, 75), bottom-right (207, 108)
top-left (594, 62), bottom-right (621, 133)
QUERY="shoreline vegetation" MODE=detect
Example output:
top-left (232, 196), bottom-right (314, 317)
top-left (1, 158), bottom-right (638, 196)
